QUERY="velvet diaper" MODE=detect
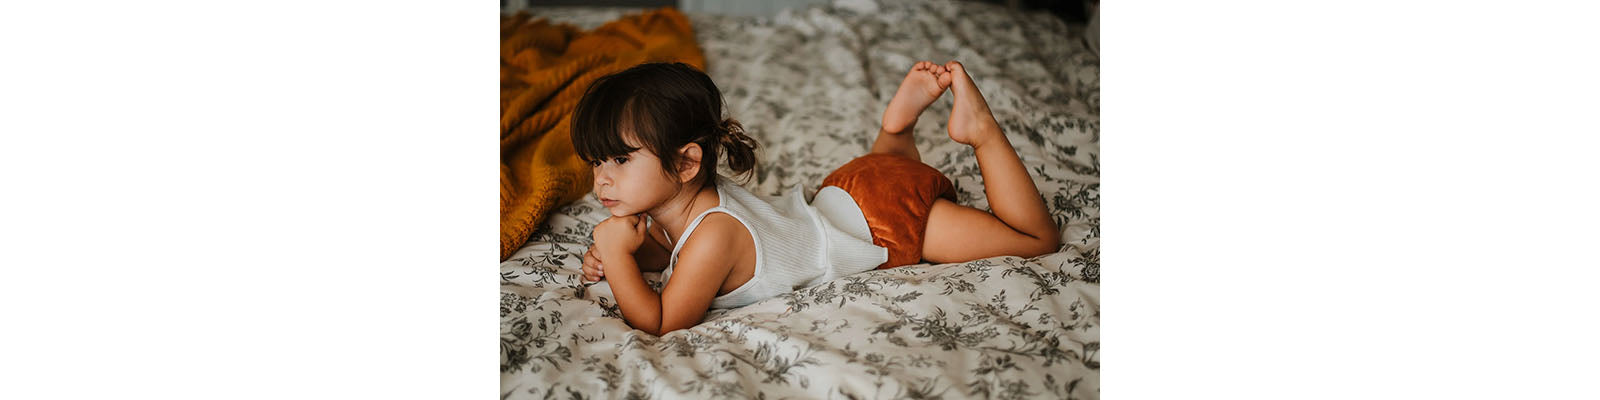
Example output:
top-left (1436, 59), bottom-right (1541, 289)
top-left (820, 153), bottom-right (957, 269)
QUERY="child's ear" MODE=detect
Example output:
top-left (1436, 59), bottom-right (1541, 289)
top-left (676, 143), bottom-right (703, 184)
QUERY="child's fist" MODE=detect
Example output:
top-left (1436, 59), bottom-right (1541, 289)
top-left (581, 245), bottom-right (604, 282)
top-left (593, 214), bottom-right (648, 257)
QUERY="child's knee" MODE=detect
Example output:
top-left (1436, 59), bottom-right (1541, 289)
top-left (1025, 231), bottom-right (1062, 257)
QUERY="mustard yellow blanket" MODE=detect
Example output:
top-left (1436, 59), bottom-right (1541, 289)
top-left (500, 9), bottom-right (705, 260)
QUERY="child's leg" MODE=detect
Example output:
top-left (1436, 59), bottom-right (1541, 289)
top-left (922, 61), bottom-right (1062, 262)
top-left (871, 61), bottom-right (951, 162)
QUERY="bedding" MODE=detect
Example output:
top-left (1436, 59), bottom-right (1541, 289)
top-left (500, 0), bottom-right (1100, 398)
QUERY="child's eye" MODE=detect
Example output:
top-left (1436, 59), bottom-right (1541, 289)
top-left (588, 160), bottom-right (601, 167)
top-left (613, 156), bottom-right (629, 164)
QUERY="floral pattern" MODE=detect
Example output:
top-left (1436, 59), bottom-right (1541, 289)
top-left (502, 0), bottom-right (1098, 398)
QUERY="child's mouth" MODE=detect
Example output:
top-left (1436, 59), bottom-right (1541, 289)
top-left (599, 198), bottom-right (619, 207)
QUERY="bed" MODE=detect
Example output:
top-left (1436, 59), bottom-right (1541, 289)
top-left (500, 0), bottom-right (1099, 398)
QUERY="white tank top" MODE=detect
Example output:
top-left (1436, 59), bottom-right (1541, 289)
top-left (658, 175), bottom-right (887, 309)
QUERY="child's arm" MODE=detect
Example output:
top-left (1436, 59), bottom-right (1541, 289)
top-left (633, 223), bottom-right (672, 273)
top-left (595, 214), bottom-right (739, 335)
top-left (583, 229), bottom-right (669, 282)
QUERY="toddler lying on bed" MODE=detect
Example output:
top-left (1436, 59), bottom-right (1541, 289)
top-left (571, 61), bottom-right (1061, 335)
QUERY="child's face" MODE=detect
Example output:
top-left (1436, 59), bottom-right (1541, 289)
top-left (589, 136), bottom-right (681, 218)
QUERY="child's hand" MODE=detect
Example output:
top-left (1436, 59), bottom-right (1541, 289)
top-left (581, 245), bottom-right (605, 282)
top-left (593, 214), bottom-right (648, 258)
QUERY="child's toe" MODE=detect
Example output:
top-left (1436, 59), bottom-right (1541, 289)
top-left (944, 61), bottom-right (963, 72)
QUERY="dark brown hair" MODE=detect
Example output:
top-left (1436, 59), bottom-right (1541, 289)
top-left (571, 62), bottom-right (758, 190)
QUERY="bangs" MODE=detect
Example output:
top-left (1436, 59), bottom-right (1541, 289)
top-left (568, 63), bottom-right (687, 180)
top-left (571, 78), bottom-right (645, 163)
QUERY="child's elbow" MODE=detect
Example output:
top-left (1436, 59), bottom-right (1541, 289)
top-left (638, 319), bottom-right (695, 336)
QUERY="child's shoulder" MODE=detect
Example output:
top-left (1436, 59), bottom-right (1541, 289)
top-left (677, 212), bottom-right (754, 261)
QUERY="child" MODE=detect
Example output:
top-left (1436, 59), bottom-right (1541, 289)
top-left (570, 61), bottom-right (1061, 335)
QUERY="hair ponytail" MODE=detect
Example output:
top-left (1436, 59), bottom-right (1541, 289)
top-left (715, 118), bottom-right (758, 181)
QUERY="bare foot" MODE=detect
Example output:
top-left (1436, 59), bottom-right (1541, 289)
top-left (944, 61), bottom-right (1004, 148)
top-left (881, 61), bottom-right (951, 134)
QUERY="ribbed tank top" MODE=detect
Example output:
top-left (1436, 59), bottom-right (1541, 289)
top-left (658, 175), bottom-right (887, 309)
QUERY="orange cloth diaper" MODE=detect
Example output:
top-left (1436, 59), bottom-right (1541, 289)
top-left (820, 153), bottom-right (957, 269)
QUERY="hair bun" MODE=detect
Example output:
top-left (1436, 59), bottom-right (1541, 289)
top-left (715, 118), bottom-right (745, 144)
top-left (711, 117), bottom-right (758, 180)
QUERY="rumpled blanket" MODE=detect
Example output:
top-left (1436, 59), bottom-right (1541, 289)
top-left (500, 8), bottom-right (706, 261)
